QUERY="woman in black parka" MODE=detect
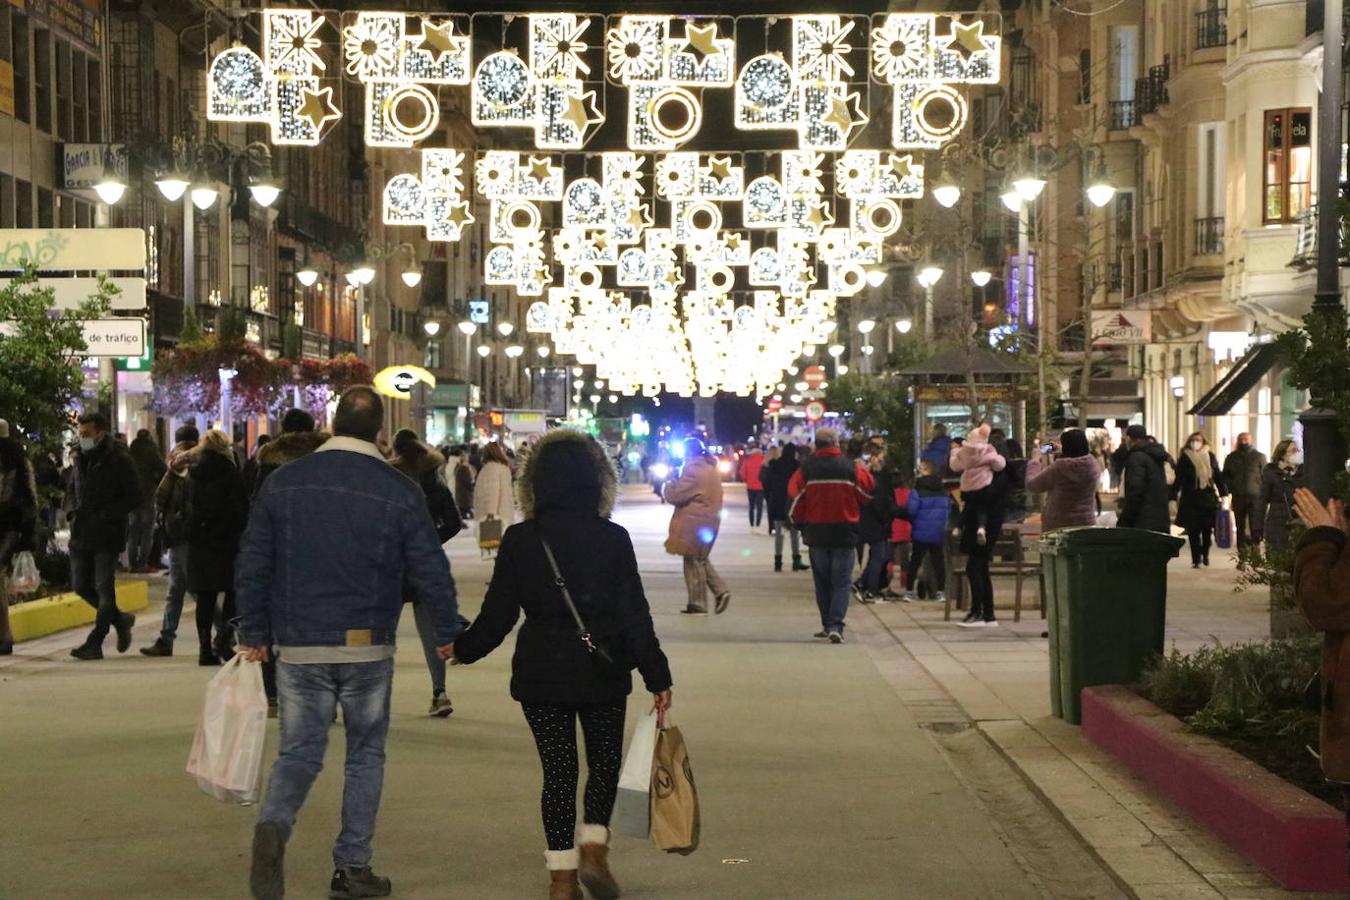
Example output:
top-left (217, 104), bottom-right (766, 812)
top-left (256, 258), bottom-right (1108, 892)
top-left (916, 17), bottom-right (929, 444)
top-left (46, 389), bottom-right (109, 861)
top-left (452, 429), bottom-right (672, 900)
top-left (185, 430), bottom-right (249, 665)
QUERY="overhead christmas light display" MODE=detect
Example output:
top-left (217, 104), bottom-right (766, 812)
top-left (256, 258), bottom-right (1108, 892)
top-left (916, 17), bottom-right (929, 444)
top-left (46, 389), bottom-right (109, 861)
top-left (204, 10), bottom-right (1003, 395)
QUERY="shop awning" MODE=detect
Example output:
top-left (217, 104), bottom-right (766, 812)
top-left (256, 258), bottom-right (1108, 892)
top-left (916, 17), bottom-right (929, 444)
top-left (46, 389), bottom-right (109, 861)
top-left (1187, 343), bottom-right (1280, 416)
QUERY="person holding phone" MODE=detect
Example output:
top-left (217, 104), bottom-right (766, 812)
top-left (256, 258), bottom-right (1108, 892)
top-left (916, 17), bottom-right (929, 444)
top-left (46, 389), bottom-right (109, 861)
top-left (1025, 429), bottom-right (1102, 532)
top-left (449, 429), bottom-right (672, 900)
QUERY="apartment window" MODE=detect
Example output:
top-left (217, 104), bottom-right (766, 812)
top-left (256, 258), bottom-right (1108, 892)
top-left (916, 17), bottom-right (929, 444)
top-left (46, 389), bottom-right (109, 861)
top-left (32, 26), bottom-right (49, 133)
top-left (36, 186), bottom-right (52, 228)
top-left (1113, 26), bottom-right (1138, 103)
top-left (11, 12), bottom-right (27, 123)
top-left (1114, 191), bottom-right (1135, 242)
top-left (75, 199), bottom-right (92, 229)
top-left (1079, 49), bottom-right (1092, 105)
top-left (0, 175), bottom-right (12, 228)
top-left (86, 55), bottom-right (101, 140)
top-left (54, 37), bottom-right (70, 140)
top-left (57, 192), bottom-right (74, 227)
top-left (425, 340), bottom-right (443, 370)
top-left (1263, 108), bottom-right (1313, 224)
top-left (14, 179), bottom-right (31, 227)
top-left (71, 47), bottom-right (87, 142)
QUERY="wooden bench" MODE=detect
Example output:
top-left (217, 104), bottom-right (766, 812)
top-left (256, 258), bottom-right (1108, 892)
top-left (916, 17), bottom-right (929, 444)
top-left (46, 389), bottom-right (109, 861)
top-left (944, 527), bottom-right (1043, 623)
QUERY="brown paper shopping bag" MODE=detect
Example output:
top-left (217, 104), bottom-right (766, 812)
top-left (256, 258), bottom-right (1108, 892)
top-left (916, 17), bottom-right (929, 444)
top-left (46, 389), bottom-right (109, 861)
top-left (650, 724), bottom-right (700, 855)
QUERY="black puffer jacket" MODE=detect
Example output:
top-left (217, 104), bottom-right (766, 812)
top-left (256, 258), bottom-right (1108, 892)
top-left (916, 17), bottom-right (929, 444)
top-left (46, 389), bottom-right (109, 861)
top-left (0, 437), bottom-right (37, 564)
top-left (186, 450), bottom-right (249, 594)
top-left (761, 449), bottom-right (800, 522)
top-left (1119, 442), bottom-right (1174, 534)
top-left (70, 437), bottom-right (141, 553)
top-left (1258, 463), bottom-right (1305, 551)
top-left (859, 466), bottom-right (897, 544)
top-left (454, 429), bottom-right (672, 706)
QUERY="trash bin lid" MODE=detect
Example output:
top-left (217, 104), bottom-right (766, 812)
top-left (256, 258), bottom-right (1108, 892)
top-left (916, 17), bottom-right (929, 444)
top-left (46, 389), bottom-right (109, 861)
top-left (1038, 526), bottom-right (1185, 557)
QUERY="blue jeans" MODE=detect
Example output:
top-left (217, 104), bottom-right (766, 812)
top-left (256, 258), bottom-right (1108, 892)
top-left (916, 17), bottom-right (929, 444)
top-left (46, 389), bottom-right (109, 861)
top-left (159, 545), bottom-right (189, 642)
top-left (772, 519), bottom-right (801, 557)
top-left (809, 546), bottom-right (855, 634)
top-left (70, 549), bottom-right (121, 644)
top-left (409, 601), bottom-right (446, 694)
top-left (260, 658), bottom-right (394, 868)
top-left (861, 539), bottom-right (889, 593)
top-left (126, 503), bottom-right (156, 570)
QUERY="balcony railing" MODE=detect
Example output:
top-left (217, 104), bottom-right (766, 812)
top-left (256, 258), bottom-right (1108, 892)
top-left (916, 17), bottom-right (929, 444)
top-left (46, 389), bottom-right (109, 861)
top-left (1109, 100), bottom-right (1138, 130)
top-left (1194, 216), bottom-right (1225, 256)
top-left (1135, 58), bottom-right (1171, 117)
top-left (1195, 6), bottom-right (1227, 49)
top-left (1108, 262), bottom-right (1123, 292)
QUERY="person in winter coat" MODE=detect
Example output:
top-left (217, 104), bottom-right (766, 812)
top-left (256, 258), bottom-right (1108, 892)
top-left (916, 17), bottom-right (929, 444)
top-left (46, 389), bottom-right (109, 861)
top-left (739, 447), bottom-right (767, 530)
top-left (0, 420), bottom-right (37, 655)
top-left (664, 437), bottom-right (729, 615)
top-left (68, 412), bottom-right (142, 661)
top-left (1291, 488), bottom-right (1350, 795)
top-left (1174, 431), bottom-right (1227, 567)
top-left (904, 460), bottom-right (952, 602)
top-left (858, 446), bottom-right (897, 601)
top-left (186, 430), bottom-right (250, 666)
top-left (250, 409), bottom-right (329, 500)
top-left (762, 443), bottom-right (806, 572)
top-left (140, 425), bottom-right (200, 657)
top-left (890, 473), bottom-right (913, 593)
top-left (950, 424), bottom-right (1006, 546)
top-left (449, 429), bottom-right (673, 900)
top-left (920, 423), bottom-right (952, 473)
top-left (1117, 424), bottom-right (1174, 534)
top-left (1025, 429), bottom-right (1102, 532)
top-left (450, 447), bottom-right (477, 519)
top-left (391, 429), bottom-right (463, 718)
top-left (1257, 439), bottom-right (1306, 552)
top-left (474, 441), bottom-right (516, 527)
top-left (126, 429), bottom-right (166, 572)
top-left (1222, 433), bottom-right (1267, 548)
top-left (240, 433), bottom-right (272, 498)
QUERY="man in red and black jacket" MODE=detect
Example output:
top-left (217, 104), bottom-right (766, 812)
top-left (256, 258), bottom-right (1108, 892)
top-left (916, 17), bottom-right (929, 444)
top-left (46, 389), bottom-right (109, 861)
top-left (788, 428), bottom-right (874, 643)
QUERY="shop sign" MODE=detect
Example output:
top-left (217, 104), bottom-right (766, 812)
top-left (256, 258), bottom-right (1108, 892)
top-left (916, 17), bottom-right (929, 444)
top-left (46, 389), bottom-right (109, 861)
top-left (913, 383), bottom-right (1024, 402)
top-left (1091, 309), bottom-right (1152, 346)
top-left (79, 318), bottom-right (145, 358)
top-left (28, 0), bottom-right (102, 50)
top-left (431, 383), bottom-right (470, 407)
top-left (373, 364), bottom-right (436, 399)
top-left (61, 143), bottom-right (128, 190)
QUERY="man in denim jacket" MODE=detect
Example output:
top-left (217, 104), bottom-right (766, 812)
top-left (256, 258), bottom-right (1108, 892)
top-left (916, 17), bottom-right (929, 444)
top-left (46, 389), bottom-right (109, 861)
top-left (237, 387), bottom-right (463, 900)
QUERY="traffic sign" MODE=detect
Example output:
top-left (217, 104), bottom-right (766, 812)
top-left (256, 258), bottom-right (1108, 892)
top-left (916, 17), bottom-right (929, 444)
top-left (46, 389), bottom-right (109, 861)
top-left (805, 400), bottom-right (826, 422)
top-left (767, 398), bottom-right (783, 413)
top-left (803, 365), bottom-right (826, 389)
top-left (81, 319), bottom-right (146, 358)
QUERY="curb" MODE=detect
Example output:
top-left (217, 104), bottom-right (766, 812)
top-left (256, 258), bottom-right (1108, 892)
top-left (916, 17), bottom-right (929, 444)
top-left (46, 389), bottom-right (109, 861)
top-left (1082, 684), bottom-right (1348, 893)
top-left (10, 580), bottom-right (150, 643)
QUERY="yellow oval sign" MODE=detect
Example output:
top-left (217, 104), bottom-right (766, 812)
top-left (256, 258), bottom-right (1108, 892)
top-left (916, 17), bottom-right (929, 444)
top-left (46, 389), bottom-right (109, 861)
top-left (373, 365), bottom-right (436, 398)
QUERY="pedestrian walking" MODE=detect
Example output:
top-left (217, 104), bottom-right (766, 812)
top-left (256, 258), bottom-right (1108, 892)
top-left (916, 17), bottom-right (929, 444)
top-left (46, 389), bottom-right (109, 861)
top-left (1025, 429), bottom-right (1101, 532)
top-left (1221, 433), bottom-right (1266, 548)
top-left (1117, 424), bottom-right (1174, 534)
top-left (1174, 432), bottom-right (1227, 567)
top-left (739, 445), bottom-right (766, 531)
top-left (186, 430), bottom-right (249, 665)
top-left (788, 428), bottom-right (874, 643)
top-left (140, 425), bottom-right (200, 658)
top-left (763, 443), bottom-right (807, 572)
top-left (390, 429), bottom-right (463, 718)
top-left (450, 429), bottom-right (673, 900)
top-left (450, 447), bottom-right (476, 519)
top-left (68, 412), bottom-right (141, 661)
top-left (126, 429), bottom-right (165, 572)
top-left (241, 433), bottom-right (272, 498)
top-left (858, 444), bottom-right (897, 602)
top-left (1257, 439), bottom-right (1306, 552)
top-left (903, 460), bottom-right (951, 603)
top-left (0, 420), bottom-right (37, 655)
top-left (664, 437), bottom-right (730, 615)
top-left (251, 410), bottom-right (328, 496)
top-left (238, 387), bottom-right (463, 900)
top-left (474, 440), bottom-right (516, 528)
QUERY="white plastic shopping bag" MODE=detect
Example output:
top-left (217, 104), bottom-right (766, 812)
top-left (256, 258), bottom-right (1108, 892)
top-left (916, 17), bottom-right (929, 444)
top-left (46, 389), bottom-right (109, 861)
top-left (186, 655), bottom-right (269, 805)
top-left (9, 551), bottom-right (38, 593)
top-left (613, 711), bottom-right (659, 839)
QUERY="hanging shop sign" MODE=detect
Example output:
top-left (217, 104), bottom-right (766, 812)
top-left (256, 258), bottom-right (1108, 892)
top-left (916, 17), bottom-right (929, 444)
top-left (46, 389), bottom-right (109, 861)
top-left (79, 318), bottom-right (147, 358)
top-left (1090, 310), bottom-right (1152, 346)
top-left (0, 227), bottom-right (147, 310)
top-left (912, 383), bottom-right (1025, 403)
top-left (61, 143), bottom-right (129, 190)
top-left (373, 364), bottom-right (436, 398)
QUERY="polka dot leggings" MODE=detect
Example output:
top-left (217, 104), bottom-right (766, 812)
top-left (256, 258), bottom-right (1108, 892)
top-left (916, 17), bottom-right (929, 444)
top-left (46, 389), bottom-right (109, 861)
top-left (521, 701), bottom-right (627, 851)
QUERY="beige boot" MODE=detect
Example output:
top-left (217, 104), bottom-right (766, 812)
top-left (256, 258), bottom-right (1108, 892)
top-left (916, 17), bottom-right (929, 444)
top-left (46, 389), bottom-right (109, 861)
top-left (545, 850), bottom-right (582, 900)
top-left (577, 824), bottom-right (621, 899)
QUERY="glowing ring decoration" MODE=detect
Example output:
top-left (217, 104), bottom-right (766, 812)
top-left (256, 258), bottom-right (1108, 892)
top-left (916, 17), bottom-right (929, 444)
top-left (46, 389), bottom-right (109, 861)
top-left (838, 263), bottom-right (865, 293)
top-left (684, 201), bottom-right (722, 235)
top-left (866, 198), bottom-right (902, 236)
top-left (912, 84), bottom-right (967, 143)
top-left (646, 87), bottom-right (702, 143)
top-left (503, 201), bottom-right (541, 236)
top-left (383, 83), bottom-right (440, 143)
top-left (706, 265), bottom-right (734, 294)
top-left (576, 265), bottom-right (603, 289)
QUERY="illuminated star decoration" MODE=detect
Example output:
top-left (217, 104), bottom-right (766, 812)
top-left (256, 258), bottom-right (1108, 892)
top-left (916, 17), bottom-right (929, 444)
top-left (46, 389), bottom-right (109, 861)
top-left (944, 19), bottom-right (989, 63)
top-left (707, 156), bottom-right (735, 181)
top-left (683, 23), bottom-right (722, 65)
top-left (297, 87), bottom-right (341, 131)
top-left (825, 94), bottom-right (868, 141)
top-left (562, 90), bottom-right (603, 137)
top-left (528, 156), bottom-right (554, 182)
top-left (418, 19), bottom-right (459, 64)
top-left (888, 153), bottom-right (916, 180)
top-left (447, 201), bottom-right (474, 229)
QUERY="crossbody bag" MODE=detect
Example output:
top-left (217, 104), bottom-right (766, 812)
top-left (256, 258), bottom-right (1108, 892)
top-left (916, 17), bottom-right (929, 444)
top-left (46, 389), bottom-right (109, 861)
top-left (539, 533), bottom-right (617, 666)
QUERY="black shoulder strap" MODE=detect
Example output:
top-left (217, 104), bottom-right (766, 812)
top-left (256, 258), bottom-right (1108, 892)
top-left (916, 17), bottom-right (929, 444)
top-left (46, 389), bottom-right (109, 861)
top-left (539, 532), bottom-right (604, 658)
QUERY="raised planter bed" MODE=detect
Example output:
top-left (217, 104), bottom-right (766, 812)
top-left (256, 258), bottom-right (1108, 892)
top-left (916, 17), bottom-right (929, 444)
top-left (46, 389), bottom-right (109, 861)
top-left (1081, 685), bottom-right (1347, 893)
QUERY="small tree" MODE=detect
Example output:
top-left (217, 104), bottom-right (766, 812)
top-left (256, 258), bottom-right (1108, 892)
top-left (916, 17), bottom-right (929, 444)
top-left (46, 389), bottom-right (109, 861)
top-left (0, 271), bottom-right (114, 454)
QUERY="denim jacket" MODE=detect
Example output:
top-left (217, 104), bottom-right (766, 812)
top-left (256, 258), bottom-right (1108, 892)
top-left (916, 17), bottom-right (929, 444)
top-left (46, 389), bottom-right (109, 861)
top-left (234, 437), bottom-right (463, 649)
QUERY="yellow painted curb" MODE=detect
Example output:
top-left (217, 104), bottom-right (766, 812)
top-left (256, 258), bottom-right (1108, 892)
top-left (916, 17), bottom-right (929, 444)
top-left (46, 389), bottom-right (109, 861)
top-left (11, 580), bottom-right (150, 643)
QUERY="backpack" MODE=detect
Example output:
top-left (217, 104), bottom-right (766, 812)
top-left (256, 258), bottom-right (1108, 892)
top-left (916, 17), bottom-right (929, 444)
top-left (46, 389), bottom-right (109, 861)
top-left (159, 473), bottom-right (193, 547)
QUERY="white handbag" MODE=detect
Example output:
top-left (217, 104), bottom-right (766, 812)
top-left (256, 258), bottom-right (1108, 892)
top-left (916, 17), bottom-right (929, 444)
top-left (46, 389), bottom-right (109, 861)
top-left (613, 711), bottom-right (659, 839)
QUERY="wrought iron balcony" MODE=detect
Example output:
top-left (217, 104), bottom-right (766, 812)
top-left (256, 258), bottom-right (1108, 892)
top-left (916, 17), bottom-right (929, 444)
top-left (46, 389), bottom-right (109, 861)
top-left (1108, 101), bottom-right (1138, 130)
top-left (1194, 217), bottom-right (1225, 256)
top-left (1195, 6), bottom-right (1228, 49)
top-left (1134, 59), bottom-right (1171, 117)
top-left (1108, 262), bottom-right (1123, 292)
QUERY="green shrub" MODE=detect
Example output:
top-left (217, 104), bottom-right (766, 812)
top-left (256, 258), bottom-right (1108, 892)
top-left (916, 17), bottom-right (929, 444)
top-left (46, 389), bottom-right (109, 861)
top-left (1139, 646), bottom-right (1215, 719)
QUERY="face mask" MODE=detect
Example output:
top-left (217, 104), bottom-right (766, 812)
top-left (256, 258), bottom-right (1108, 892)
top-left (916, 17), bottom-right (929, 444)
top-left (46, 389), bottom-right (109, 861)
top-left (1189, 440), bottom-right (1203, 451)
top-left (78, 436), bottom-right (97, 452)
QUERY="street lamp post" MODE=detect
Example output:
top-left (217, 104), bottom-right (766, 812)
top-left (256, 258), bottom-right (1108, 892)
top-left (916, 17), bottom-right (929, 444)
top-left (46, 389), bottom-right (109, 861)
top-left (1301, 0), bottom-right (1347, 501)
top-left (916, 265), bottom-right (943, 341)
top-left (458, 321), bottom-right (477, 387)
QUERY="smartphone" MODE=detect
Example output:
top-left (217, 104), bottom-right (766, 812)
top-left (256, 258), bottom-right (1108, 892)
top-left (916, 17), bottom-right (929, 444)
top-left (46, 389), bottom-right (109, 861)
top-left (1040, 443), bottom-right (1056, 455)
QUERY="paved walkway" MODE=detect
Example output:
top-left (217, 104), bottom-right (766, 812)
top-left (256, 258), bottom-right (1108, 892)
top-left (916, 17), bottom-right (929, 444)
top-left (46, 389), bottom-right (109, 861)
top-left (0, 485), bottom-right (1118, 899)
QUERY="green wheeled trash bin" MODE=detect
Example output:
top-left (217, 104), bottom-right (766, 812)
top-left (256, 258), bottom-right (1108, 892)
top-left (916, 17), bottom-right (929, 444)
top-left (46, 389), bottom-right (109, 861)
top-left (1040, 527), bottom-right (1185, 724)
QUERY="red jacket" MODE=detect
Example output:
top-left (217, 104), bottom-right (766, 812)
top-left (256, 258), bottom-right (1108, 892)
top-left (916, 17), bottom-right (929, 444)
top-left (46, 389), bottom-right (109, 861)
top-left (739, 450), bottom-right (766, 490)
top-left (891, 487), bottom-right (913, 543)
top-left (787, 448), bottom-right (875, 547)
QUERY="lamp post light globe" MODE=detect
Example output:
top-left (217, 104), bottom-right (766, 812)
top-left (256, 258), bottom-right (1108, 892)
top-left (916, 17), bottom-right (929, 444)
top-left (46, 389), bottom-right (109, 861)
top-left (857, 319), bottom-right (876, 335)
top-left (536, 345), bottom-right (551, 358)
top-left (155, 176), bottom-right (190, 202)
top-left (93, 176), bottom-right (127, 206)
top-left (457, 321), bottom-right (478, 337)
top-left (497, 321), bottom-right (514, 337)
top-left (477, 344), bottom-right (492, 358)
top-left (296, 267), bottom-right (319, 287)
top-left (932, 182), bottom-right (961, 208)
top-left (571, 366), bottom-right (583, 376)
top-left (999, 189), bottom-right (1023, 213)
top-left (423, 320), bottom-right (441, 337)
top-left (970, 270), bottom-right (993, 287)
top-left (1172, 386), bottom-right (1185, 399)
top-left (895, 318), bottom-right (914, 334)
top-left (827, 343), bottom-right (845, 358)
top-left (350, 266), bottom-right (376, 286)
top-left (589, 394), bottom-right (601, 404)
top-left (1168, 375), bottom-right (1185, 389)
top-left (795, 381), bottom-right (809, 391)
top-left (248, 181), bottom-right (281, 208)
top-left (1013, 175), bottom-right (1047, 202)
top-left (505, 344), bottom-right (525, 359)
top-left (190, 184), bottom-right (220, 210)
top-left (607, 394), bottom-right (618, 404)
top-left (401, 270), bottom-right (423, 288)
top-left (1086, 180), bottom-right (1117, 208)
top-left (837, 364), bottom-right (849, 375)
top-left (865, 268), bottom-right (888, 288)
top-left (573, 378), bottom-right (585, 389)
top-left (917, 266), bottom-right (944, 288)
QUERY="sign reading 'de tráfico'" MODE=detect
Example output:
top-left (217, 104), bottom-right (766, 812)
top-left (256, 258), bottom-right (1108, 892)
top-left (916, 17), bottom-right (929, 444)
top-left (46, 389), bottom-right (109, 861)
top-left (80, 319), bottom-right (146, 358)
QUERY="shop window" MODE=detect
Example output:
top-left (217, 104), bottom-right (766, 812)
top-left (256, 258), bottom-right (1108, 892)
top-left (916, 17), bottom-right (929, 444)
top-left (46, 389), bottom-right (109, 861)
top-left (1263, 107), bottom-right (1313, 224)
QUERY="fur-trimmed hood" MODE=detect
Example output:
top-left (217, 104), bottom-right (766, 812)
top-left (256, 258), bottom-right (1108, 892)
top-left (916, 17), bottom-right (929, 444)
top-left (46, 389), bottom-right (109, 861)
top-left (391, 444), bottom-right (446, 480)
top-left (257, 430), bottom-right (329, 468)
top-left (517, 429), bottom-right (617, 520)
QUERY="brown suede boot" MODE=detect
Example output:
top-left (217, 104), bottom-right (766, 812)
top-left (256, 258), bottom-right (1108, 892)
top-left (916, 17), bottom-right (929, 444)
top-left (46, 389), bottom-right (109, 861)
top-left (577, 824), bottom-right (621, 899)
top-left (545, 850), bottom-right (582, 900)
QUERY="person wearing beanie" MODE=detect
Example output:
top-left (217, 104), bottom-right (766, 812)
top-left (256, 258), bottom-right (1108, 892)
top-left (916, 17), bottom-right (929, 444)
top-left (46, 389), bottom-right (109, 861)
top-left (451, 429), bottom-right (672, 900)
top-left (1025, 429), bottom-right (1103, 532)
